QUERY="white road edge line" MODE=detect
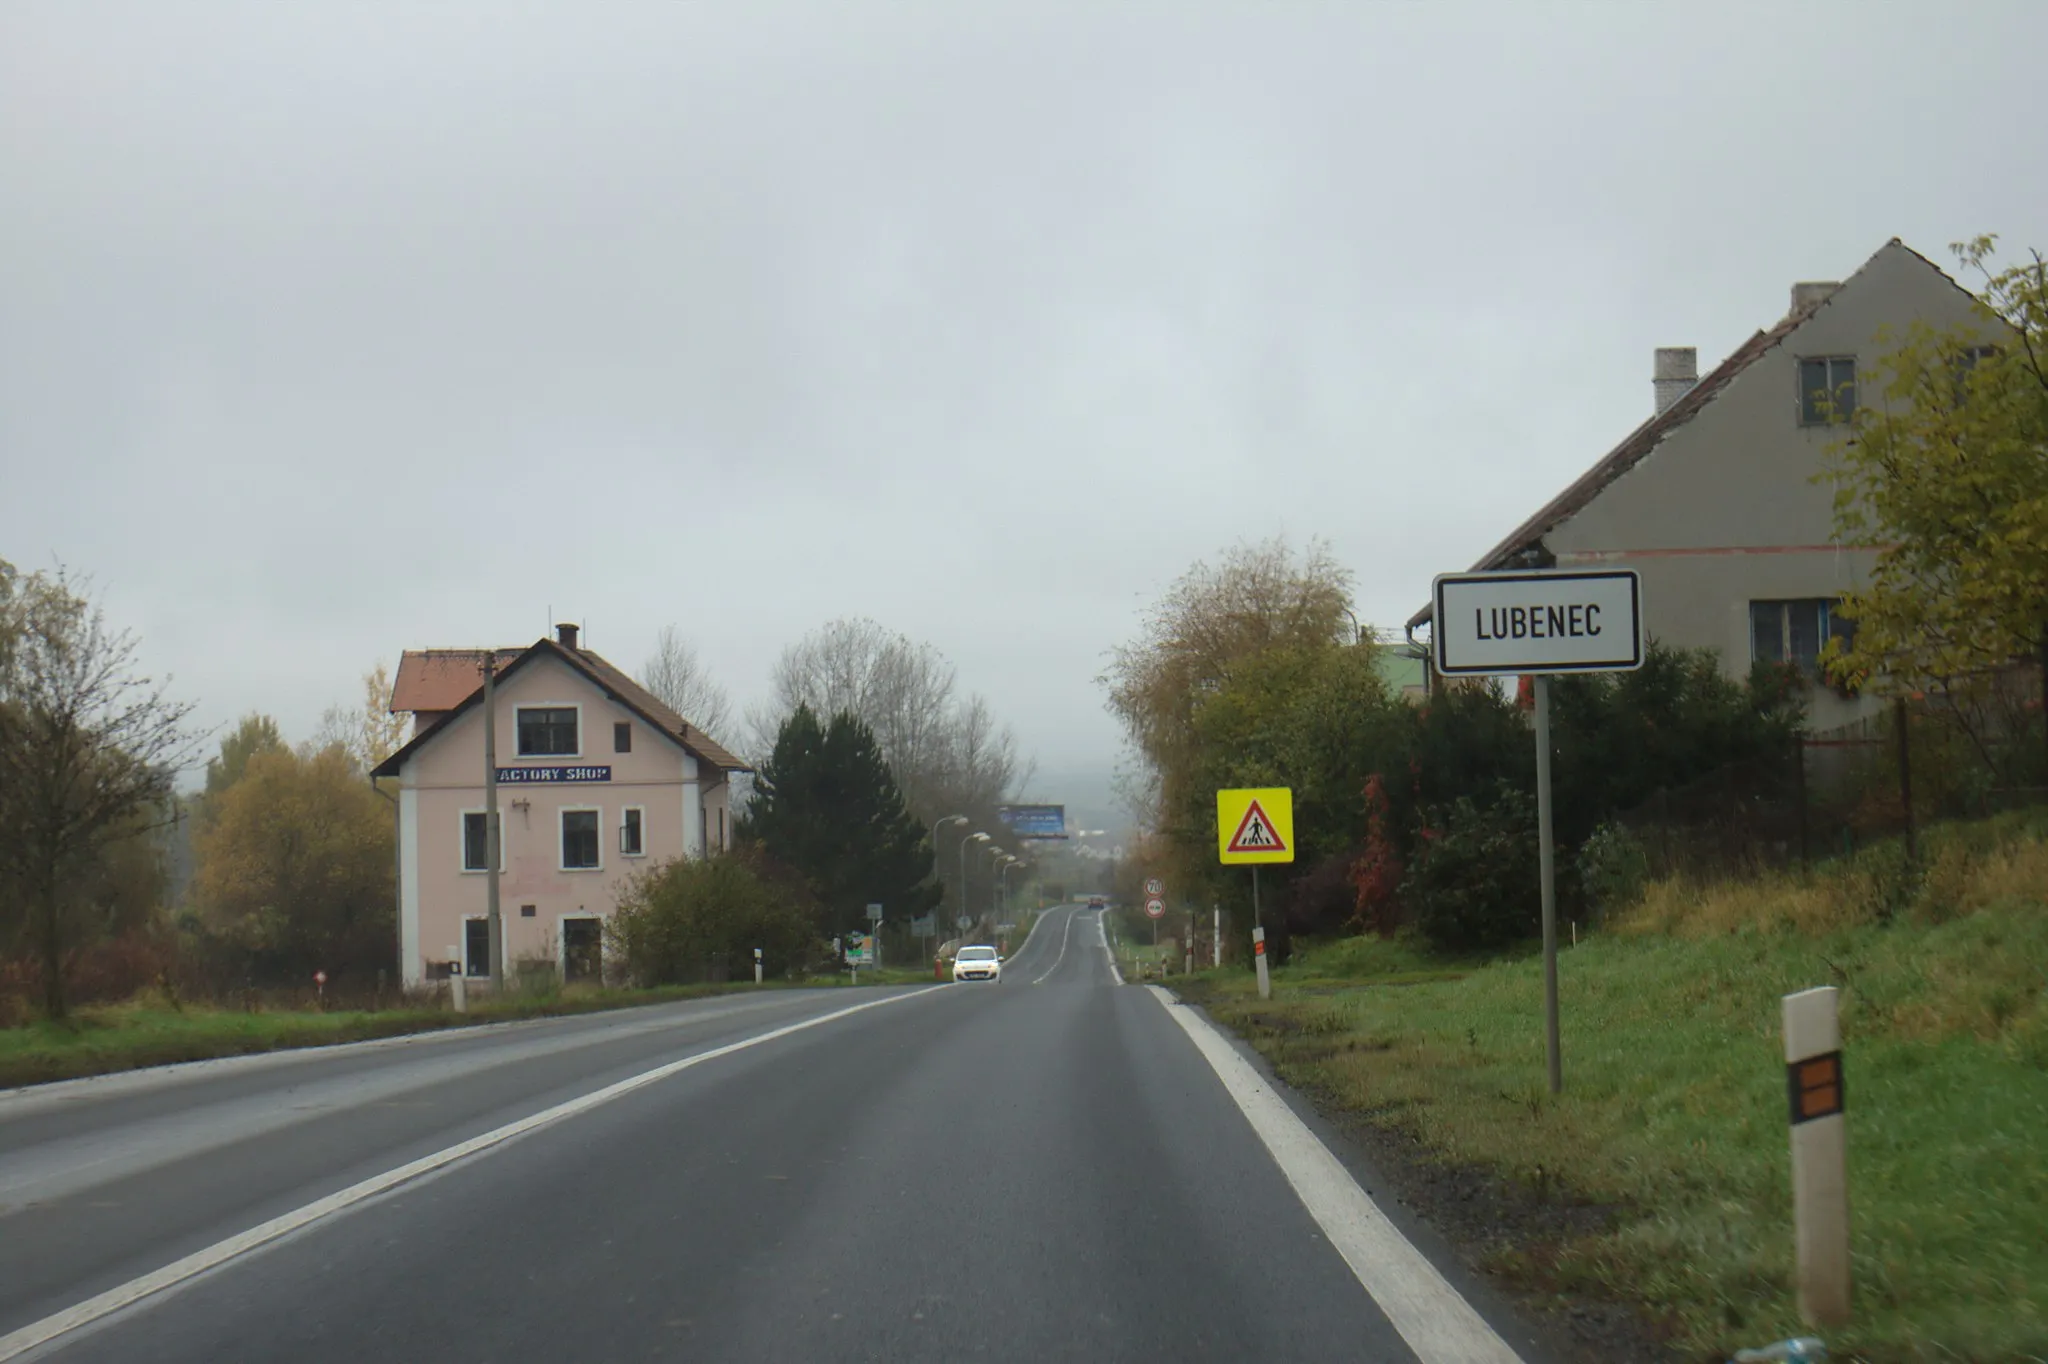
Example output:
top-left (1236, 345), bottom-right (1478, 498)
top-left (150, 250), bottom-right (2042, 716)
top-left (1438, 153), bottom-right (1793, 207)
top-left (0, 987), bottom-right (939, 1363)
top-left (1031, 907), bottom-right (1077, 984)
top-left (1098, 911), bottom-right (1123, 985)
top-left (1143, 986), bottom-right (1523, 1364)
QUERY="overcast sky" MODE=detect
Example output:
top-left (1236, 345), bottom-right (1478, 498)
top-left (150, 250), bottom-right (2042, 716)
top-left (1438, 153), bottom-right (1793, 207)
top-left (5, 2), bottom-right (2047, 788)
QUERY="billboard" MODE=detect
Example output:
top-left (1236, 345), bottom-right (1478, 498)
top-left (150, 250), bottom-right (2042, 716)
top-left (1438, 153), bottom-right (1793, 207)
top-left (997, 804), bottom-right (1067, 840)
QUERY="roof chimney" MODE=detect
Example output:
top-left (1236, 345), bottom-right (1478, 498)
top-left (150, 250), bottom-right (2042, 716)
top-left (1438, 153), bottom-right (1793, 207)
top-left (1790, 281), bottom-right (1840, 315)
top-left (1653, 346), bottom-right (1698, 415)
top-left (556, 622), bottom-right (580, 650)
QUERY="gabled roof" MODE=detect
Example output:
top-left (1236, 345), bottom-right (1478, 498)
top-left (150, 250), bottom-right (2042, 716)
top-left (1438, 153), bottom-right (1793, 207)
top-left (1406, 238), bottom-right (1972, 631)
top-left (372, 638), bottom-right (749, 778)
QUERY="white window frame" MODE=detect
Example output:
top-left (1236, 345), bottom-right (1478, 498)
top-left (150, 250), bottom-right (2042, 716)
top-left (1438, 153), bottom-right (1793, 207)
top-left (459, 808), bottom-right (507, 873)
top-left (620, 805), bottom-right (647, 858)
top-left (515, 702), bottom-right (584, 760)
top-left (558, 912), bottom-right (604, 982)
top-left (461, 915), bottom-right (491, 977)
top-left (559, 805), bottom-right (604, 872)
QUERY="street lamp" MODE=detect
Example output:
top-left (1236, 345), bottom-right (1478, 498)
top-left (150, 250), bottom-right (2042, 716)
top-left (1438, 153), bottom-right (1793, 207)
top-left (932, 814), bottom-right (967, 938)
top-left (976, 844), bottom-right (1008, 934)
top-left (999, 860), bottom-right (1025, 919)
top-left (958, 832), bottom-right (990, 942)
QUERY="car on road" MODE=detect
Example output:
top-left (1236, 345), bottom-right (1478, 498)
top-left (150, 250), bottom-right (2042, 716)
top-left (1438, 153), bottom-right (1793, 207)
top-left (1087, 895), bottom-right (1105, 909)
top-left (952, 945), bottom-right (1002, 983)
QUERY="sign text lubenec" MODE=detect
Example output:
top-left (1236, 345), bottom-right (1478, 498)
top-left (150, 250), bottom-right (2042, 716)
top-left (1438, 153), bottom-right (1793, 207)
top-left (1431, 569), bottom-right (1643, 676)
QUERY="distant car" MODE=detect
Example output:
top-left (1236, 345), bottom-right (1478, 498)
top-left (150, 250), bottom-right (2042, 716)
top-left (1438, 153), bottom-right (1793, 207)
top-left (1087, 896), bottom-right (1105, 909)
top-left (952, 945), bottom-right (1002, 983)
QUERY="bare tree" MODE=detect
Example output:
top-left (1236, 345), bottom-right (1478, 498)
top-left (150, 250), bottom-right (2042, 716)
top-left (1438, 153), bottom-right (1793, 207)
top-left (0, 567), bottom-right (199, 1018)
top-left (751, 618), bottom-right (1030, 825)
top-left (641, 625), bottom-right (735, 741)
top-left (309, 664), bottom-right (411, 775)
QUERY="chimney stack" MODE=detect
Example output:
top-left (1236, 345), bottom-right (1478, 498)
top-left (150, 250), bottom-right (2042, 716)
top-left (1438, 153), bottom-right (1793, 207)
top-left (1790, 281), bottom-right (1840, 315)
top-left (556, 622), bottom-right (580, 650)
top-left (1653, 346), bottom-right (1698, 416)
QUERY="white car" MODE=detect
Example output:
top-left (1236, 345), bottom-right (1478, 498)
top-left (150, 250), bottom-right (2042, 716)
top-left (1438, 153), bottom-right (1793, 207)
top-left (952, 945), bottom-right (1002, 983)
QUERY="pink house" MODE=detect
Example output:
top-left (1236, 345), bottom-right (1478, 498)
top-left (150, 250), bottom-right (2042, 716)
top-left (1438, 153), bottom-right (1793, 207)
top-left (373, 624), bottom-right (749, 987)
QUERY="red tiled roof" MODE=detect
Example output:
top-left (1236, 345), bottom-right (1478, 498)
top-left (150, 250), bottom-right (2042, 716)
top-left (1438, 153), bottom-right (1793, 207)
top-left (377, 639), bottom-right (748, 776)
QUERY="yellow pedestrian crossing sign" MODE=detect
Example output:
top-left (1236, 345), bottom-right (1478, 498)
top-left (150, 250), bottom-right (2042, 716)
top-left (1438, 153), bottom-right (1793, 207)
top-left (1216, 788), bottom-right (1294, 865)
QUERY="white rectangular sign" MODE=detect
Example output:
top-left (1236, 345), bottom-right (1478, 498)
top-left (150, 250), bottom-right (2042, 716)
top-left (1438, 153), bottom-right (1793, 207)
top-left (1432, 569), bottom-right (1643, 676)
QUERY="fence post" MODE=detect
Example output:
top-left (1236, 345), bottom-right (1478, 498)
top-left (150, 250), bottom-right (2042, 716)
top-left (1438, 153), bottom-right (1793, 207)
top-left (1896, 697), bottom-right (1916, 863)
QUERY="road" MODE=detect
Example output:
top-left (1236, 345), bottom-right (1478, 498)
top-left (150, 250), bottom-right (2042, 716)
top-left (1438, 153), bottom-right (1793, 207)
top-left (0, 905), bottom-right (1545, 1363)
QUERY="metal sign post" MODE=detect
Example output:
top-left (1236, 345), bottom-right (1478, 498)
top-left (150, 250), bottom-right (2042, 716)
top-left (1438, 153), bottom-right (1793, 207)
top-left (1217, 788), bottom-right (1293, 1001)
top-left (1433, 569), bottom-right (1643, 1095)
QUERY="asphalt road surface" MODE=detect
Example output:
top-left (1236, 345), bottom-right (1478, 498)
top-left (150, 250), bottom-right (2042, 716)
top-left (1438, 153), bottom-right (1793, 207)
top-left (0, 905), bottom-right (1547, 1363)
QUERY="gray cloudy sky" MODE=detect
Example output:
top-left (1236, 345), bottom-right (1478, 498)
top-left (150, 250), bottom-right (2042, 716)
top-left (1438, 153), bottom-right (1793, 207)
top-left (5, 1), bottom-right (2047, 787)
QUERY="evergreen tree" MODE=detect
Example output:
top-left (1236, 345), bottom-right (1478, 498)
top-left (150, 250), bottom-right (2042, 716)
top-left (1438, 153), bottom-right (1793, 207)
top-left (738, 704), bottom-right (939, 935)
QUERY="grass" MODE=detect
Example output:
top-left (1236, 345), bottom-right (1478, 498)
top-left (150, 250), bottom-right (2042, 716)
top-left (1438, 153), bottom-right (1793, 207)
top-left (1, 970), bottom-right (934, 1091)
top-left (1174, 815), bottom-right (2048, 1362)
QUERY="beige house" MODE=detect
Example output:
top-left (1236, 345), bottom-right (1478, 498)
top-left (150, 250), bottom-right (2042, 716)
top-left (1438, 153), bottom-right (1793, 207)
top-left (373, 624), bottom-right (748, 987)
top-left (1407, 239), bottom-right (1993, 732)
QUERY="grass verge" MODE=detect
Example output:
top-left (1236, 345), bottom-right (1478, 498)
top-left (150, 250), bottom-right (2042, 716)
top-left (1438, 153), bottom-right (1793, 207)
top-left (1, 972), bottom-right (928, 1091)
top-left (1175, 819), bottom-right (2048, 1362)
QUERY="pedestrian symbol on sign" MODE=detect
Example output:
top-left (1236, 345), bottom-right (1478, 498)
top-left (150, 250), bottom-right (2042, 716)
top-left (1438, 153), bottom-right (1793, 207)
top-left (1226, 800), bottom-right (1285, 855)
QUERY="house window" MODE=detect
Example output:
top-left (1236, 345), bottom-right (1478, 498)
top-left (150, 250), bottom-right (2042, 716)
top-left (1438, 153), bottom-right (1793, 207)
top-left (1750, 599), bottom-right (1855, 679)
top-left (561, 808), bottom-right (601, 870)
top-left (461, 811), bottom-right (503, 872)
top-left (1954, 345), bottom-right (1999, 403)
top-left (620, 806), bottom-right (645, 857)
top-left (1798, 356), bottom-right (1857, 426)
top-left (717, 806), bottom-right (726, 851)
top-left (464, 918), bottom-right (490, 977)
top-left (614, 721), bottom-right (632, 753)
top-left (517, 707), bottom-right (579, 757)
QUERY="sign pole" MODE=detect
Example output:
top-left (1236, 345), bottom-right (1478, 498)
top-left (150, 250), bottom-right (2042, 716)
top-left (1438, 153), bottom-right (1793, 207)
top-left (1251, 867), bottom-right (1270, 1000)
top-left (482, 653), bottom-right (505, 993)
top-left (1535, 674), bottom-right (1561, 1095)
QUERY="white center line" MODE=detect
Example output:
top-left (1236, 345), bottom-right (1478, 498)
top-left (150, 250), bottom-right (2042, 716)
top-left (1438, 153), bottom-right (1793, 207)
top-left (0, 987), bottom-right (940, 1362)
top-left (1032, 907), bottom-right (1077, 984)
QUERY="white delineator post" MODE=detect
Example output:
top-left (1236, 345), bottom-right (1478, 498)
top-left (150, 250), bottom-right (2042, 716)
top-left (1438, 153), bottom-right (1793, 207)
top-left (753, 946), bottom-right (763, 985)
top-left (1783, 986), bottom-right (1850, 1327)
top-left (1213, 905), bottom-right (1221, 968)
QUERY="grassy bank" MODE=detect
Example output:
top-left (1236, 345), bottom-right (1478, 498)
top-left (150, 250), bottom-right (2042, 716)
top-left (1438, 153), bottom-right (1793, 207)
top-left (0, 972), bottom-right (932, 1090)
top-left (1176, 816), bottom-right (2048, 1362)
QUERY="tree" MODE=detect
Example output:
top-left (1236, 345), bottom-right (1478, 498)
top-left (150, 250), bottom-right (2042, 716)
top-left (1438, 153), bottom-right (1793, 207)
top-left (736, 705), bottom-right (940, 937)
top-left (606, 848), bottom-right (818, 985)
top-left (641, 626), bottom-right (735, 740)
top-left (1822, 235), bottom-right (2048, 777)
top-left (205, 713), bottom-right (286, 801)
top-left (0, 567), bottom-right (197, 1018)
top-left (190, 744), bottom-right (395, 982)
top-left (752, 618), bottom-right (1026, 822)
top-left (309, 664), bottom-right (411, 777)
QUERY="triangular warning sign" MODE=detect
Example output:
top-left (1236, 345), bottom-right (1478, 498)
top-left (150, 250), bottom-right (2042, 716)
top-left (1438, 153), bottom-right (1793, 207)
top-left (1226, 800), bottom-right (1287, 855)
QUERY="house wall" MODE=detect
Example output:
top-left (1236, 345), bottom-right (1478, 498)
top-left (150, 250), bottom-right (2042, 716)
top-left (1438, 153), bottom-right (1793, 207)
top-left (1543, 243), bottom-right (1991, 731)
top-left (395, 654), bottom-right (699, 984)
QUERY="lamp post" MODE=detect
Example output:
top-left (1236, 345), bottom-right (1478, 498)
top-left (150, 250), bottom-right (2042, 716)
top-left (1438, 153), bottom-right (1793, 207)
top-left (958, 832), bottom-right (990, 943)
top-left (976, 844), bottom-right (1007, 936)
top-left (931, 814), bottom-right (967, 946)
top-left (999, 861), bottom-right (1024, 920)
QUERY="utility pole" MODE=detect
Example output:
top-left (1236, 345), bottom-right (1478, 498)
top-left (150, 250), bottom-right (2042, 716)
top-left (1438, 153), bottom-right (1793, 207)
top-left (483, 652), bottom-right (505, 992)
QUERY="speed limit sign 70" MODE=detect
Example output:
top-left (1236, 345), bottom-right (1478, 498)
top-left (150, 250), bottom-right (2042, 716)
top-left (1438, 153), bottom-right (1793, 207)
top-left (1144, 877), bottom-right (1164, 897)
top-left (1144, 898), bottom-right (1165, 919)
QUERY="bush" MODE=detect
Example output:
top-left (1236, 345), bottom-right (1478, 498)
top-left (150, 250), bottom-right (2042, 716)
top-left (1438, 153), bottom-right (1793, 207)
top-left (1577, 823), bottom-right (1650, 922)
top-left (1402, 783), bottom-right (1540, 951)
top-left (605, 850), bottom-right (818, 987)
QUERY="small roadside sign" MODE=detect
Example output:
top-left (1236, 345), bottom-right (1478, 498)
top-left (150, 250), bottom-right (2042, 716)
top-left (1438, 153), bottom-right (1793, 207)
top-left (1431, 569), bottom-right (1642, 676)
top-left (955, 915), bottom-right (973, 932)
top-left (1144, 877), bottom-right (1164, 897)
top-left (845, 932), bottom-right (873, 966)
top-left (1216, 788), bottom-right (1294, 865)
top-left (865, 903), bottom-right (884, 922)
top-left (1144, 898), bottom-right (1165, 919)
